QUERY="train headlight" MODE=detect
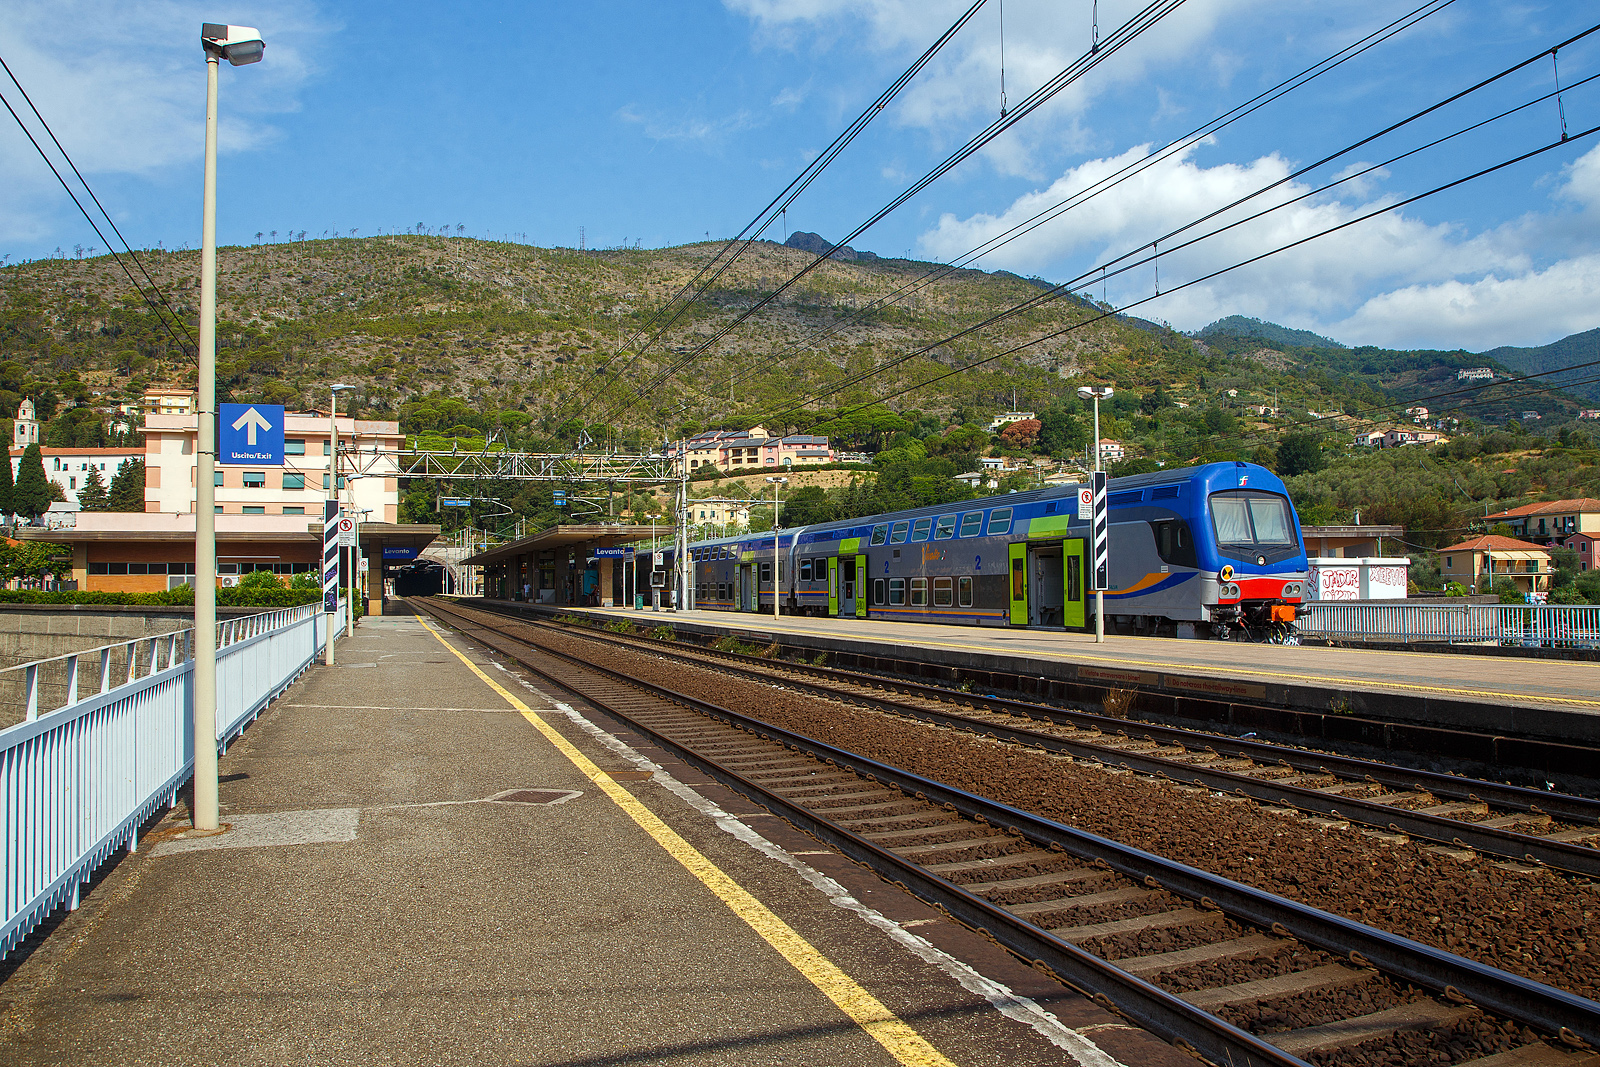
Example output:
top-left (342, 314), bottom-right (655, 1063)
top-left (1219, 583), bottom-right (1240, 600)
top-left (1283, 582), bottom-right (1302, 598)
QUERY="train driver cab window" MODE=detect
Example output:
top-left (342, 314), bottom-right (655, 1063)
top-left (987, 507), bottom-right (1013, 535)
top-left (870, 525), bottom-right (889, 546)
top-left (958, 512), bottom-right (984, 537)
top-left (934, 515), bottom-right (956, 540)
top-left (800, 558), bottom-right (813, 582)
top-left (911, 517), bottom-right (932, 542)
top-left (873, 578), bottom-right (886, 605)
top-left (890, 521), bottom-right (910, 544)
top-left (958, 576), bottom-right (974, 607)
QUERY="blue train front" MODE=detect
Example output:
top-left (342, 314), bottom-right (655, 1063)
top-left (678, 461), bottom-right (1308, 641)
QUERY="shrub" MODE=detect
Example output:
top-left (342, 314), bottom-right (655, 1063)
top-left (1491, 577), bottom-right (1524, 604)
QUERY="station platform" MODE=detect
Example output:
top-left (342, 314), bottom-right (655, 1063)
top-left (0, 605), bottom-right (1185, 1067)
top-left (485, 599), bottom-right (1600, 750)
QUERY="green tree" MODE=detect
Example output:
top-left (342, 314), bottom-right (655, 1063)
top-left (1276, 432), bottom-right (1325, 477)
top-left (77, 464), bottom-right (109, 511)
top-left (12, 444), bottom-right (51, 519)
top-left (107, 458), bottom-right (146, 512)
top-left (1491, 576), bottom-right (1524, 604)
top-left (1037, 404), bottom-right (1088, 457)
top-left (0, 448), bottom-right (13, 519)
top-left (0, 540), bottom-right (68, 586)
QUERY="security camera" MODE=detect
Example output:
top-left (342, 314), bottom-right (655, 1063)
top-left (201, 24), bottom-right (265, 65)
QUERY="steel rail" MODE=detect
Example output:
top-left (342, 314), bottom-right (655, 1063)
top-left (466, 602), bottom-right (1600, 876)
top-left (422, 599), bottom-right (1600, 1054)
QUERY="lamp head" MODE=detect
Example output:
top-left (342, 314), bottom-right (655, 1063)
top-left (1076, 385), bottom-right (1114, 400)
top-left (201, 24), bottom-right (265, 65)
top-left (331, 383), bottom-right (356, 393)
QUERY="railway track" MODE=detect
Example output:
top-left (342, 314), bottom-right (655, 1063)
top-left (418, 597), bottom-right (1600, 1067)
top-left (451, 599), bottom-right (1600, 879)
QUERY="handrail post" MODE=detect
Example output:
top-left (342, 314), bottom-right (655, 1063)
top-left (99, 648), bottom-right (112, 695)
top-left (24, 663), bottom-right (38, 721)
top-left (65, 654), bottom-right (79, 707)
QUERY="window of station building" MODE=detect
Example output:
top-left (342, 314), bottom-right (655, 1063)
top-left (322, 474), bottom-right (347, 489)
top-left (933, 576), bottom-right (953, 607)
top-left (958, 512), bottom-right (984, 537)
top-left (958, 576), bottom-right (974, 607)
top-left (69, 476), bottom-right (76, 490)
top-left (910, 577), bottom-right (928, 606)
top-left (933, 515), bottom-right (956, 540)
top-left (870, 525), bottom-right (888, 546)
top-left (285, 439), bottom-right (306, 456)
top-left (800, 558), bottom-right (813, 582)
top-left (911, 517), bottom-right (932, 542)
top-left (889, 577), bottom-right (906, 605)
top-left (283, 506), bottom-right (305, 515)
top-left (243, 506), bottom-right (266, 515)
top-left (890, 521), bottom-right (910, 544)
top-left (987, 507), bottom-right (1013, 536)
top-left (243, 471), bottom-right (266, 488)
top-left (283, 473), bottom-right (306, 490)
top-left (323, 441), bottom-right (332, 455)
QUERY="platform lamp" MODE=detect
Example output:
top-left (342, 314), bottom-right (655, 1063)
top-left (765, 476), bottom-right (786, 620)
top-left (193, 23), bottom-right (264, 833)
top-left (1077, 384), bottom-right (1113, 643)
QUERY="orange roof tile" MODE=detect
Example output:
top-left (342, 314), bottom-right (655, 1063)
top-left (1438, 534), bottom-right (1552, 554)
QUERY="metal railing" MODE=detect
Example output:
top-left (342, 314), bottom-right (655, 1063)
top-left (1300, 602), bottom-right (1600, 647)
top-left (0, 601), bottom-right (343, 958)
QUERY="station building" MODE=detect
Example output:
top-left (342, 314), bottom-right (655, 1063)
top-left (15, 407), bottom-right (437, 614)
top-left (9, 447), bottom-right (144, 507)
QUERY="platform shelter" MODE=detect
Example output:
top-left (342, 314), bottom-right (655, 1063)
top-left (464, 524), bottom-right (661, 608)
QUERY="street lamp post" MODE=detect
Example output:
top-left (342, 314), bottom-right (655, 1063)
top-left (194, 23), bottom-right (263, 832)
top-left (327, 383), bottom-right (354, 665)
top-left (765, 477), bottom-right (786, 619)
top-left (1077, 384), bottom-right (1114, 644)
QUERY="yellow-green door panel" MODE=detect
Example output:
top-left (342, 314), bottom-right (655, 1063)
top-left (1008, 542), bottom-right (1027, 626)
top-left (855, 554), bottom-right (868, 617)
top-left (827, 556), bottom-right (839, 616)
top-left (1064, 538), bottom-right (1086, 630)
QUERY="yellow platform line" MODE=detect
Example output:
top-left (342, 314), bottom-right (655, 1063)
top-left (417, 615), bottom-right (957, 1067)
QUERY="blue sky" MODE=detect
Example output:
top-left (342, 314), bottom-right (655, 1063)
top-left (3, 0), bottom-right (1600, 351)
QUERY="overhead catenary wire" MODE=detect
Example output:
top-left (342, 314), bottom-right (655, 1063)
top-left (599, 0), bottom-right (1192, 424)
top-left (758, 34), bottom-right (1600, 425)
top-left (685, 0), bottom-right (1462, 412)
top-left (0, 53), bottom-right (198, 359)
top-left (562, 0), bottom-right (990, 421)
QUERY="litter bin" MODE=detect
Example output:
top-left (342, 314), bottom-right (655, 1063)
top-left (634, 594), bottom-right (644, 610)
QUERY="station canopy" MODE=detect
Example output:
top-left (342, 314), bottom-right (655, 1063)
top-left (462, 524), bottom-right (661, 567)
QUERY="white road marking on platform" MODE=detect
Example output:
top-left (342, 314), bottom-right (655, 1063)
top-left (494, 655), bottom-right (1132, 1067)
top-left (154, 808), bottom-right (358, 854)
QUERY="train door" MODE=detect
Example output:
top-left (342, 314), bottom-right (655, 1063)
top-left (1008, 543), bottom-right (1027, 625)
top-left (854, 554), bottom-right (868, 618)
top-left (839, 556), bottom-right (857, 616)
top-left (1028, 544), bottom-right (1064, 627)
top-left (827, 556), bottom-right (839, 616)
top-left (1063, 538), bottom-right (1087, 630)
top-left (739, 563), bottom-right (753, 611)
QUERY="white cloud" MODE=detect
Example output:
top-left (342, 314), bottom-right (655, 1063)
top-left (917, 138), bottom-right (1600, 350)
top-left (618, 104), bottom-right (760, 144)
top-left (0, 0), bottom-right (330, 244)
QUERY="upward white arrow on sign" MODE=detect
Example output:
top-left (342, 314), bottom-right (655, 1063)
top-left (231, 406), bottom-right (273, 445)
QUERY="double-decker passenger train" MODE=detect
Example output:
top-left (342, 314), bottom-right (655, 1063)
top-left (673, 461), bottom-right (1308, 641)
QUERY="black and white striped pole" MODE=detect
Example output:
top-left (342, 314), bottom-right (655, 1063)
top-left (1078, 385), bottom-right (1114, 643)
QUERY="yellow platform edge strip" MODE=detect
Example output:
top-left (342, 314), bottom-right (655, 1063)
top-left (417, 614), bottom-right (956, 1067)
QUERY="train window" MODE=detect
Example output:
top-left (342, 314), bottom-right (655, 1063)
top-left (987, 507), bottom-right (1012, 535)
top-left (1109, 490), bottom-right (1144, 507)
top-left (959, 512), bottom-right (984, 537)
top-left (778, 560), bottom-right (785, 583)
top-left (911, 517), bottom-right (932, 542)
top-left (889, 578), bottom-right (906, 605)
top-left (1150, 520), bottom-right (1198, 568)
top-left (910, 578), bottom-right (928, 606)
top-left (870, 525), bottom-right (888, 546)
top-left (933, 577), bottom-right (953, 607)
top-left (1210, 491), bottom-right (1295, 547)
top-left (890, 521), bottom-right (910, 544)
top-left (760, 562), bottom-right (772, 583)
top-left (800, 559), bottom-right (813, 582)
top-left (958, 576), bottom-right (974, 607)
top-left (874, 578), bottom-right (885, 605)
top-left (934, 515), bottom-right (956, 540)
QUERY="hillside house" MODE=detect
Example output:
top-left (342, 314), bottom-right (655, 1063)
top-left (9, 446), bottom-right (144, 508)
top-left (1405, 406), bottom-right (1429, 421)
top-left (679, 427), bottom-right (834, 473)
top-left (1457, 367), bottom-right (1494, 381)
top-left (1566, 533), bottom-right (1597, 571)
top-left (1439, 534), bottom-right (1552, 596)
top-left (988, 411), bottom-right (1036, 430)
top-left (1487, 499), bottom-right (1600, 546)
top-left (1098, 439), bottom-right (1126, 464)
